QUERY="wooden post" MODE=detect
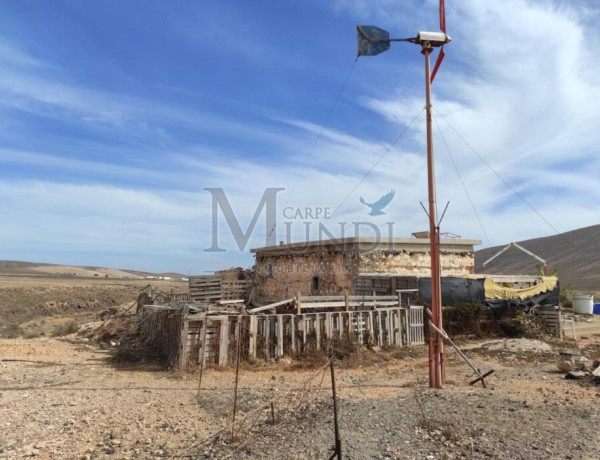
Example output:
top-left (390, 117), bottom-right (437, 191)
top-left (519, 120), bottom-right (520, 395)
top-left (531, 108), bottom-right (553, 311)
top-left (264, 316), bottom-right (270, 359)
top-left (277, 315), bottom-right (284, 358)
top-left (291, 315), bottom-right (297, 353)
top-left (218, 318), bottom-right (229, 366)
top-left (302, 315), bottom-right (307, 349)
top-left (558, 307), bottom-right (563, 341)
top-left (344, 293), bottom-right (349, 311)
top-left (315, 314), bottom-right (321, 350)
top-left (328, 358), bottom-right (342, 460)
top-left (386, 311), bottom-right (392, 345)
top-left (231, 323), bottom-right (242, 441)
top-left (326, 313), bottom-right (332, 345)
top-left (249, 315), bottom-right (257, 358)
top-left (197, 319), bottom-right (208, 397)
top-left (180, 316), bottom-right (189, 370)
top-left (296, 292), bottom-right (302, 315)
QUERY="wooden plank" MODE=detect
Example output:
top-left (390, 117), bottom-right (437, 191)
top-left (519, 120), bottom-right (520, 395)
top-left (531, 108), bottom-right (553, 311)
top-left (248, 298), bottom-right (294, 313)
top-left (297, 300), bottom-right (398, 310)
top-left (300, 295), bottom-right (397, 302)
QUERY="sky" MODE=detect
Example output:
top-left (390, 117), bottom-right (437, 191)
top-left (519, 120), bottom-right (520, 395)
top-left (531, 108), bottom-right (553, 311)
top-left (0, 0), bottom-right (599, 274)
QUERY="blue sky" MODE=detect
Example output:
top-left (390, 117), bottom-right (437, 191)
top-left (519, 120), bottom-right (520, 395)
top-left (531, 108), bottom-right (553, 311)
top-left (0, 0), bottom-right (599, 274)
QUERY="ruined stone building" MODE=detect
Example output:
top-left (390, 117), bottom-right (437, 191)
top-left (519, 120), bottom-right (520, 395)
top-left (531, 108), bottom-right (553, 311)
top-left (251, 236), bottom-right (481, 302)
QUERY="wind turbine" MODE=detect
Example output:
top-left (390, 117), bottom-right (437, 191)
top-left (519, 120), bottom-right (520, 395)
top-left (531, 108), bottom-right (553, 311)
top-left (357, 0), bottom-right (450, 388)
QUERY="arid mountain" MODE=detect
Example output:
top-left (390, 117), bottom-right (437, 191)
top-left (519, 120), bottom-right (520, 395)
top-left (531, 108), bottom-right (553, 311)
top-left (474, 225), bottom-right (600, 293)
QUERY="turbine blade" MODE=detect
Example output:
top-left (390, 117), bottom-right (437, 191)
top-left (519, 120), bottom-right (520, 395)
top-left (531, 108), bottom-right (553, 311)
top-left (430, 47), bottom-right (445, 83)
top-left (440, 0), bottom-right (446, 33)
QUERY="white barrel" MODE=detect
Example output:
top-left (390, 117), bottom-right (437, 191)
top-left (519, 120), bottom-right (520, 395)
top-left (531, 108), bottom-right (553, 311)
top-left (573, 294), bottom-right (594, 315)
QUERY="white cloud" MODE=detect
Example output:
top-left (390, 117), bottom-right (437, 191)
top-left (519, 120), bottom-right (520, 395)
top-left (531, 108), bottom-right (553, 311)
top-left (1, 1), bottom-right (600, 272)
top-left (336, 0), bottom-right (600, 245)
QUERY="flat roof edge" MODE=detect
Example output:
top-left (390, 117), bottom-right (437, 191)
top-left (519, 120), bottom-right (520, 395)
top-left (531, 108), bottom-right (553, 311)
top-left (251, 237), bottom-right (482, 253)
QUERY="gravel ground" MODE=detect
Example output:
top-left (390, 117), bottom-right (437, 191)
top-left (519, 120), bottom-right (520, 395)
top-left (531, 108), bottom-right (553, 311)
top-left (1, 336), bottom-right (599, 459)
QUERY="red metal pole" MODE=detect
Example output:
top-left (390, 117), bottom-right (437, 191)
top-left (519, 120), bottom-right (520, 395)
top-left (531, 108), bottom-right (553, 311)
top-left (423, 42), bottom-right (444, 388)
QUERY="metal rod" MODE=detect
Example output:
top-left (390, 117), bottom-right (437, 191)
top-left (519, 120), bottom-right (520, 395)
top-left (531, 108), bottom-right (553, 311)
top-left (329, 358), bottom-right (342, 460)
top-left (483, 242), bottom-right (546, 273)
top-left (428, 319), bottom-right (482, 379)
top-left (231, 320), bottom-right (242, 441)
top-left (438, 201), bottom-right (450, 226)
top-left (423, 41), bottom-right (444, 388)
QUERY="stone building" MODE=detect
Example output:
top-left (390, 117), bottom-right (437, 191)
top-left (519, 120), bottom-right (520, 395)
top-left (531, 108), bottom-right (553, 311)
top-left (251, 236), bottom-right (481, 302)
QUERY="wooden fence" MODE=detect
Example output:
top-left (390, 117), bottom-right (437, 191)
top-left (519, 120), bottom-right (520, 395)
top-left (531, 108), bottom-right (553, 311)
top-left (249, 294), bottom-right (408, 314)
top-left (189, 275), bottom-right (251, 303)
top-left (170, 306), bottom-right (425, 370)
top-left (536, 306), bottom-right (562, 337)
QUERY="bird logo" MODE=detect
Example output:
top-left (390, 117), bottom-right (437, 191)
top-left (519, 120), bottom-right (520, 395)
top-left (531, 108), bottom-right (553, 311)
top-left (359, 190), bottom-right (395, 216)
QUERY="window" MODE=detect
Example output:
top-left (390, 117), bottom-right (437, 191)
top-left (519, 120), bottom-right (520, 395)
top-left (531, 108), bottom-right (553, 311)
top-left (312, 275), bottom-right (319, 291)
top-left (266, 263), bottom-right (273, 277)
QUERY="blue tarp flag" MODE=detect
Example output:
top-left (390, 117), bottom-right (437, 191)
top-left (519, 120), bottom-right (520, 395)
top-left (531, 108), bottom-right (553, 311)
top-left (356, 25), bottom-right (390, 57)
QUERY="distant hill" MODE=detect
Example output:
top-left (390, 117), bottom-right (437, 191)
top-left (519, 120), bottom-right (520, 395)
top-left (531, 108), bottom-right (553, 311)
top-left (0, 260), bottom-right (186, 280)
top-left (474, 225), bottom-right (600, 293)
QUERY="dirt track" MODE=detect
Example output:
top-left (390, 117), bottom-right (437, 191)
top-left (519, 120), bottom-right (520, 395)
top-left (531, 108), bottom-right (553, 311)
top-left (1, 335), bottom-right (599, 459)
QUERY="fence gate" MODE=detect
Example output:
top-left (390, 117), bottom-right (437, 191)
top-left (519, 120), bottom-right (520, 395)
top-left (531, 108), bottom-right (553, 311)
top-left (407, 306), bottom-right (425, 345)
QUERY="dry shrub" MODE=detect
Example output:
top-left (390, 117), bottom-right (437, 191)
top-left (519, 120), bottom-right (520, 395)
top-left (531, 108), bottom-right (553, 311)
top-left (443, 302), bottom-right (484, 336)
top-left (4, 323), bottom-right (24, 339)
top-left (110, 317), bottom-right (164, 363)
top-left (23, 329), bottom-right (43, 339)
top-left (51, 321), bottom-right (79, 337)
top-left (289, 331), bottom-right (361, 369)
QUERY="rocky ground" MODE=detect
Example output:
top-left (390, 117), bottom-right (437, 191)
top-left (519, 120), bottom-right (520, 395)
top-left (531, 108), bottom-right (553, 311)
top-left (1, 333), bottom-right (599, 459)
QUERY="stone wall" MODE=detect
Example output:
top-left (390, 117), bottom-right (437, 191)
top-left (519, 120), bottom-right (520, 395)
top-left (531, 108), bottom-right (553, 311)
top-left (255, 252), bottom-right (356, 301)
top-left (254, 249), bottom-right (475, 302)
top-left (357, 250), bottom-right (474, 276)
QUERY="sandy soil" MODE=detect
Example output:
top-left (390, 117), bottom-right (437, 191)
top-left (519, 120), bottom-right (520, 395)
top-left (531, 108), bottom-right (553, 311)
top-left (1, 334), bottom-right (599, 460)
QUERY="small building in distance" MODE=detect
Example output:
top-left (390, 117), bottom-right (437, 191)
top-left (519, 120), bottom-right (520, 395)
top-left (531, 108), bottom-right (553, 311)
top-left (251, 236), bottom-right (481, 303)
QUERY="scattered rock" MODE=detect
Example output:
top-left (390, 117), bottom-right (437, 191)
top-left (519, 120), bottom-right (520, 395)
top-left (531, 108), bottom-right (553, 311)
top-left (565, 370), bottom-right (586, 380)
top-left (557, 360), bottom-right (575, 372)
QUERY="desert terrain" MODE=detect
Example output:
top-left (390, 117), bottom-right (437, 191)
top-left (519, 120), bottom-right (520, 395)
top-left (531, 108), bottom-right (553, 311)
top-left (1, 274), bottom-right (600, 459)
top-left (1, 333), bottom-right (599, 459)
top-left (0, 275), bottom-right (184, 339)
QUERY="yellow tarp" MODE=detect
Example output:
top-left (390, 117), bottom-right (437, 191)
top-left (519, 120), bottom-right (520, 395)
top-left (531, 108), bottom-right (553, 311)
top-left (479, 276), bottom-right (558, 300)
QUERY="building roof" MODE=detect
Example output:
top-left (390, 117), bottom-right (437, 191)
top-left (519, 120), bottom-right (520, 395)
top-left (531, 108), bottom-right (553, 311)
top-left (251, 237), bottom-right (481, 256)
